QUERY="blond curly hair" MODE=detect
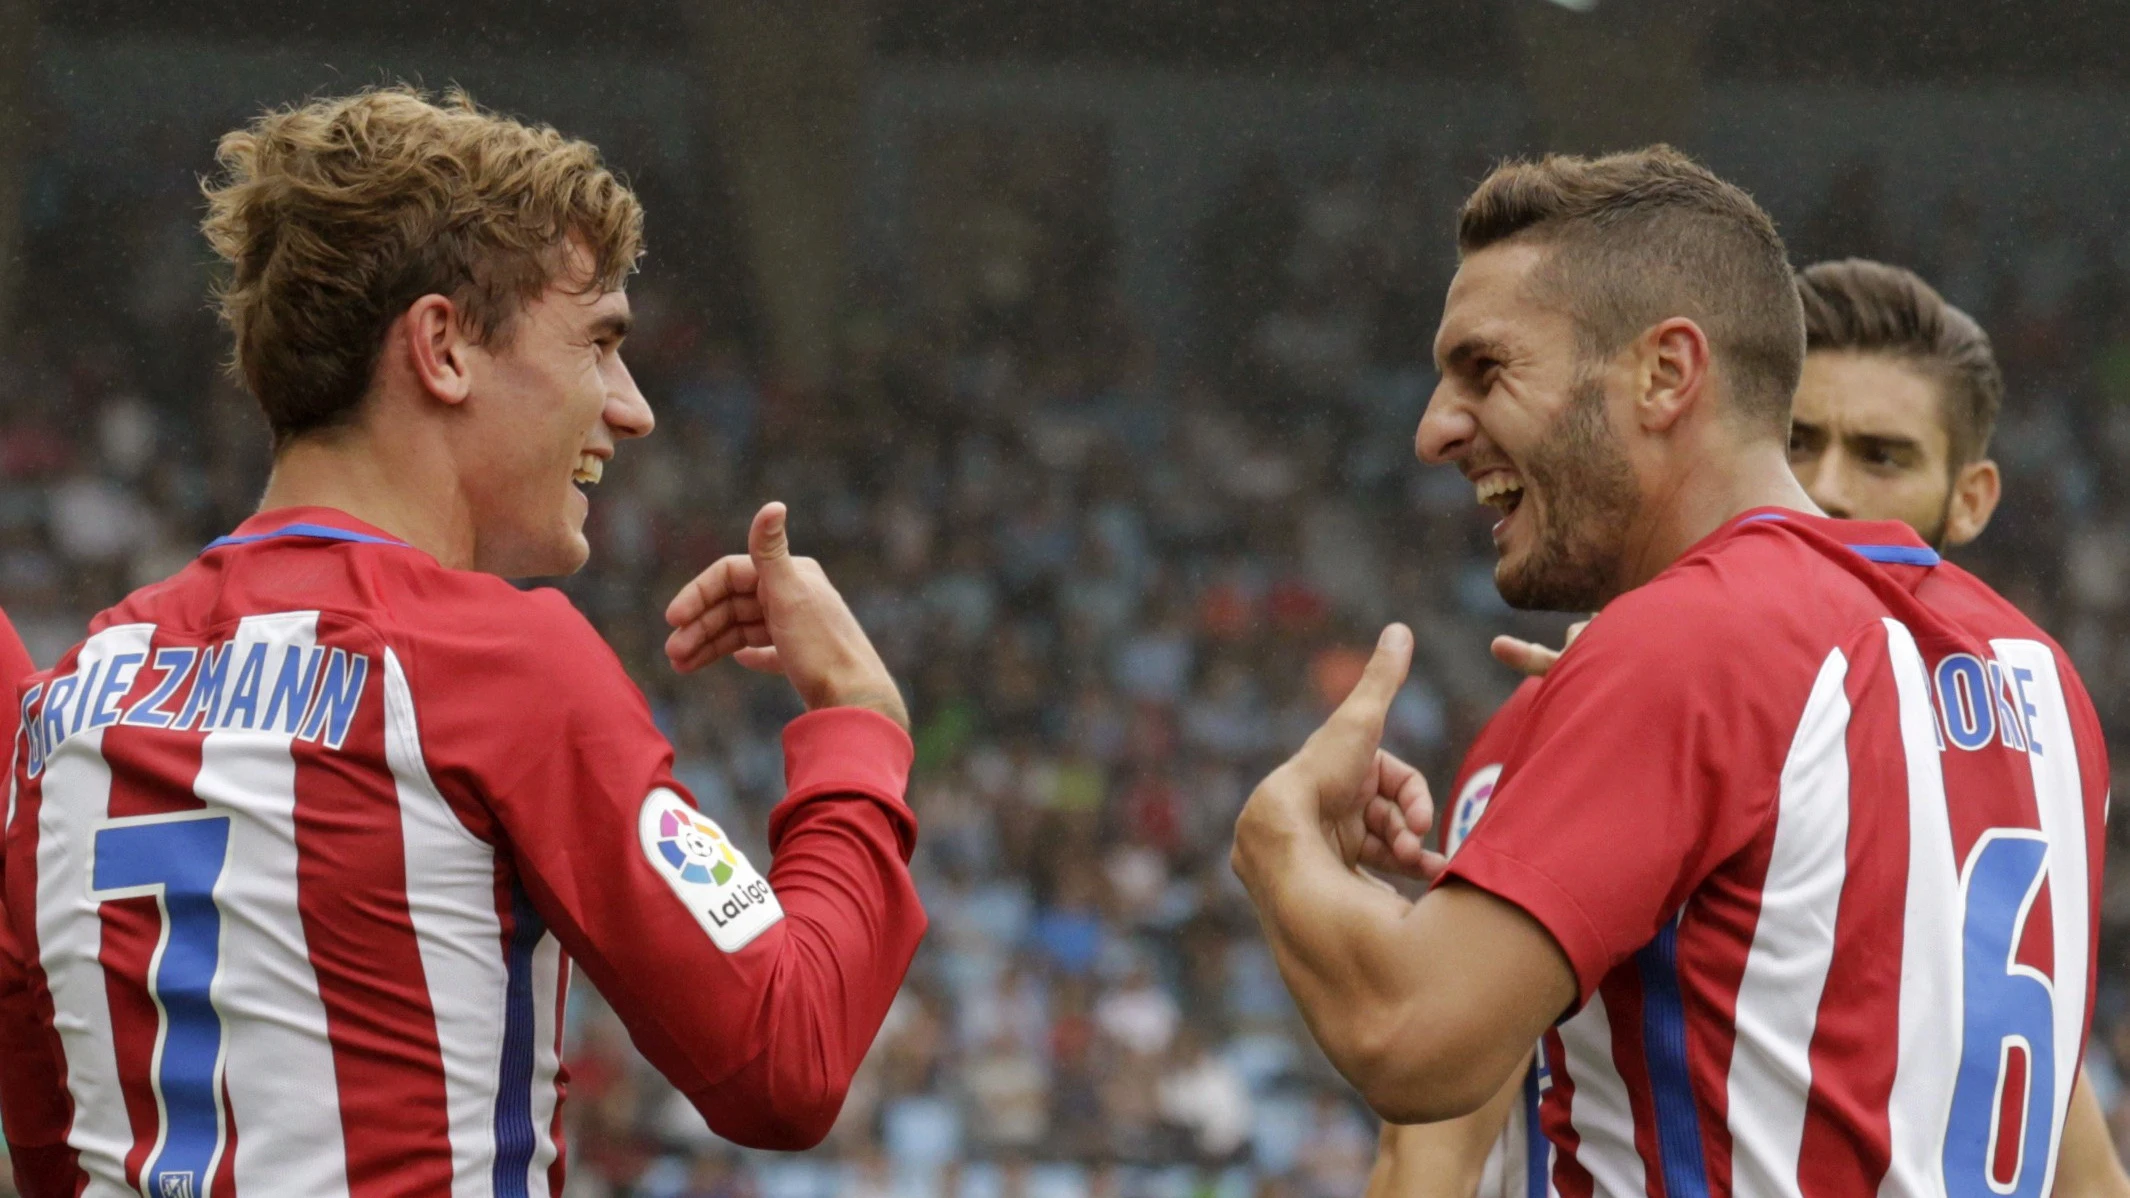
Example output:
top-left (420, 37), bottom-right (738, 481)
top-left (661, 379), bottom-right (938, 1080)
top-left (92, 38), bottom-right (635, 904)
top-left (201, 86), bottom-right (644, 444)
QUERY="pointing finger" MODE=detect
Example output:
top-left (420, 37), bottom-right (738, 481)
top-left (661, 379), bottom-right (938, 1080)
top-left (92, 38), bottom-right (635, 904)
top-left (1332, 623), bottom-right (1414, 735)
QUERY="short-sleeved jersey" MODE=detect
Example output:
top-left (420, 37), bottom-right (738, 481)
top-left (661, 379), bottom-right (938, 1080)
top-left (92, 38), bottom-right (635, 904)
top-left (1, 508), bottom-right (928, 1198)
top-left (1441, 509), bottom-right (2108, 1198)
top-left (1441, 678), bottom-right (1556, 1198)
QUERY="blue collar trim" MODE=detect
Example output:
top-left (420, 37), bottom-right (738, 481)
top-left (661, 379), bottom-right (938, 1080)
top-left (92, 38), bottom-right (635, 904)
top-left (1737, 511), bottom-right (1938, 567)
top-left (202, 522), bottom-right (407, 553)
top-left (1847, 543), bottom-right (1940, 567)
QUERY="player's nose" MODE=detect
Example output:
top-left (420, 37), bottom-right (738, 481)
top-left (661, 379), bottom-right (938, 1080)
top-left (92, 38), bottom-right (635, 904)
top-left (1416, 379), bottom-right (1475, 465)
top-left (606, 356), bottom-right (655, 441)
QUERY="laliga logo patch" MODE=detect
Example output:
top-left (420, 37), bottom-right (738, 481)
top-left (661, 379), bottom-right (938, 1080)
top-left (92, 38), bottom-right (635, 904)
top-left (1446, 763), bottom-right (1502, 858)
top-left (639, 788), bottom-right (783, 952)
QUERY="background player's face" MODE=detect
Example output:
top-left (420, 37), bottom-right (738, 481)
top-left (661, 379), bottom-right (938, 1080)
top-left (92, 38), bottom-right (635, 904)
top-left (457, 243), bottom-right (654, 577)
top-left (1789, 350), bottom-right (1975, 549)
top-left (1420, 243), bottom-right (1641, 611)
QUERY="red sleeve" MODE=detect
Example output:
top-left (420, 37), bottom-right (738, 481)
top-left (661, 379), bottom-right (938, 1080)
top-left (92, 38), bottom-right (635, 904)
top-left (406, 586), bottom-right (925, 1150)
top-left (1438, 590), bottom-right (1800, 1001)
top-left (2, 609), bottom-right (77, 1196)
top-left (1441, 678), bottom-right (1542, 855)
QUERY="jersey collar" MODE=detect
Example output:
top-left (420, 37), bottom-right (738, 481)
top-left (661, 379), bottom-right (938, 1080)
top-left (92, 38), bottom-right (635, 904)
top-left (202, 506), bottom-right (411, 554)
top-left (1731, 506), bottom-right (1941, 568)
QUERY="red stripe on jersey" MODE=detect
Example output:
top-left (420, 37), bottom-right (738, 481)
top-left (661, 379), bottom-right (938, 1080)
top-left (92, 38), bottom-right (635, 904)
top-left (548, 955), bottom-right (572, 1198)
top-left (1596, 973), bottom-right (1665, 1197)
top-left (287, 630), bottom-right (455, 1198)
top-left (1674, 831), bottom-right (1775, 1198)
top-left (213, 1074), bottom-right (239, 1198)
top-left (4, 734), bottom-right (86, 1196)
top-left (1541, 1030), bottom-right (1597, 1198)
top-left (94, 893), bottom-right (163, 1191)
top-left (1796, 629), bottom-right (1907, 1196)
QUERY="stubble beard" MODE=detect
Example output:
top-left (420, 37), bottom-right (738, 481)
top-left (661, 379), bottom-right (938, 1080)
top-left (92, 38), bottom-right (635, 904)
top-left (1496, 374), bottom-right (1640, 612)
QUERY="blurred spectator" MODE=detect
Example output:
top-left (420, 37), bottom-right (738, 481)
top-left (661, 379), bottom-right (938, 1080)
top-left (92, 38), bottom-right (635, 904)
top-left (10, 122), bottom-right (2130, 1194)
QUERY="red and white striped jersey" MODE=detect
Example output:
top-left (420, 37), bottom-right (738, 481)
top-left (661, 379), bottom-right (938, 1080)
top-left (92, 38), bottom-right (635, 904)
top-left (1441, 508), bottom-right (2108, 1198)
top-left (1, 507), bottom-right (928, 1198)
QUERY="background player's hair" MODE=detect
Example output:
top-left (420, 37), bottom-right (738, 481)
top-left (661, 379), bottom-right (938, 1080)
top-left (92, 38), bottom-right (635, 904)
top-left (201, 86), bottom-right (644, 446)
top-left (1796, 258), bottom-right (2003, 468)
top-left (1457, 145), bottom-right (1805, 438)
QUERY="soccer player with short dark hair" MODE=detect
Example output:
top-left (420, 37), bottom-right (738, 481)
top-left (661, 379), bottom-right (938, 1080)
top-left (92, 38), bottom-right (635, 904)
top-left (1365, 258), bottom-right (2129, 1197)
top-left (1, 88), bottom-right (925, 1197)
top-left (1235, 148), bottom-right (2108, 1197)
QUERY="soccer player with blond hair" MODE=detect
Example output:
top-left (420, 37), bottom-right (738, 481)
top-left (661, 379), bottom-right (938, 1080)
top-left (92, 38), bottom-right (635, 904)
top-left (1, 88), bottom-right (925, 1197)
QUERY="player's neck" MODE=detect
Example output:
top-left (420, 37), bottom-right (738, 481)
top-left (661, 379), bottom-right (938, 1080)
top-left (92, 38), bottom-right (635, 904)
top-left (1616, 441), bottom-right (1820, 596)
top-left (256, 429), bottom-right (478, 570)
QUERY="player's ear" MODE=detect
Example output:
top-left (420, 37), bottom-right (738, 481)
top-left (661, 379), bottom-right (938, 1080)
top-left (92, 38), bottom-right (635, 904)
top-left (1633, 317), bottom-right (1710, 434)
top-left (401, 294), bottom-right (475, 408)
top-left (1942, 457), bottom-right (2001, 548)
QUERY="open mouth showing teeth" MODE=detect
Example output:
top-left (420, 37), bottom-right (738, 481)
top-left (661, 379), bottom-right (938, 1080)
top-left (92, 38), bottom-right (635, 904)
top-left (572, 452), bottom-right (604, 487)
top-left (1475, 473), bottom-right (1523, 515)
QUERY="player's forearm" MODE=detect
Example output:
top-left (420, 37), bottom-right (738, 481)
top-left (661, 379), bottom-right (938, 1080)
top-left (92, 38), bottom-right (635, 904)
top-left (1366, 1049), bottom-right (1531, 1198)
top-left (1233, 801), bottom-right (1498, 1121)
top-left (2053, 1068), bottom-right (2130, 1197)
top-left (679, 709), bottom-right (926, 1149)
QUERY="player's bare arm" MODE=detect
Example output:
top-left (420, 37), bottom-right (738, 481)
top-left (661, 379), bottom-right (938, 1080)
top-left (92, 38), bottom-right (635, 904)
top-left (2051, 1071), bottom-right (2130, 1197)
top-left (1364, 1050), bottom-right (1531, 1198)
top-left (664, 501), bottom-right (908, 731)
top-left (1231, 625), bottom-right (1576, 1123)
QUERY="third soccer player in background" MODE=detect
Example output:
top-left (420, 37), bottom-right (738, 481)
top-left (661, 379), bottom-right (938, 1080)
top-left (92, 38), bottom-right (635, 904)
top-left (1366, 258), bottom-right (2130, 1197)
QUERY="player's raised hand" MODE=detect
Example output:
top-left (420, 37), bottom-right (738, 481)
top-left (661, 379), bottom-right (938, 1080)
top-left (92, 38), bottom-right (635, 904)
top-left (1240, 624), bottom-right (1445, 882)
top-left (663, 502), bottom-right (909, 730)
top-left (1489, 617), bottom-right (1591, 679)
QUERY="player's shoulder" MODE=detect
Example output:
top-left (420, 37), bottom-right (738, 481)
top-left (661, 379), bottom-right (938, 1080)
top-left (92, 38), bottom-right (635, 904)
top-left (377, 560), bottom-right (621, 683)
top-left (1917, 559), bottom-right (2057, 646)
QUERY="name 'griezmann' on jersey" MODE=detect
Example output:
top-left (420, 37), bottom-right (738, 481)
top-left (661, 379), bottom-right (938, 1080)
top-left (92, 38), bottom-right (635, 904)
top-left (1, 508), bottom-right (929, 1198)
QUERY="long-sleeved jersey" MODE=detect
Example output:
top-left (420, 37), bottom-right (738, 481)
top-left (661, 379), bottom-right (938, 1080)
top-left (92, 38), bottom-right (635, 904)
top-left (2, 507), bottom-right (927, 1198)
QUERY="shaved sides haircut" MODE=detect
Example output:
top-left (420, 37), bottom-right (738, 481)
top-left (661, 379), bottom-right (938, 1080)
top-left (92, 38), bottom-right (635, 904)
top-left (1458, 146), bottom-right (1806, 437)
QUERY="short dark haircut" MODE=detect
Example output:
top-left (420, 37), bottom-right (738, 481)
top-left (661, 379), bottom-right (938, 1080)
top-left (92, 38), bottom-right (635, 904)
top-left (1458, 146), bottom-right (1805, 437)
top-left (1796, 258), bottom-right (2003, 467)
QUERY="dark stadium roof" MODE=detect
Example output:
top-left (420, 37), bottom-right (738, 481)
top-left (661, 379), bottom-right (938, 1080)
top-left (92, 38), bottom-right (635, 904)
top-left (44, 0), bottom-right (2130, 84)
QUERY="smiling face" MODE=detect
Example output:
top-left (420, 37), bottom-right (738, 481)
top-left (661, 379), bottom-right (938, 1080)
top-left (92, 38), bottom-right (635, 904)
top-left (455, 242), bottom-right (653, 577)
top-left (1418, 242), bottom-right (1642, 611)
top-left (1788, 350), bottom-right (1960, 548)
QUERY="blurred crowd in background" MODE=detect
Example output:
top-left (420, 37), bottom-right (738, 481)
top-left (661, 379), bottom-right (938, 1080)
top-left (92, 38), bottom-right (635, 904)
top-left (7, 123), bottom-right (2130, 1198)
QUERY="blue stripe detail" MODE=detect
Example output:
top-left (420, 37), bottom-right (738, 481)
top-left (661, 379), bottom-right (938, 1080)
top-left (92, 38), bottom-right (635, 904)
top-left (1636, 920), bottom-right (1710, 1198)
top-left (492, 882), bottom-right (545, 1198)
top-left (1523, 1060), bottom-right (1549, 1198)
top-left (202, 522), bottom-right (406, 553)
top-left (1847, 543), bottom-right (1940, 567)
top-left (1740, 511), bottom-right (1788, 523)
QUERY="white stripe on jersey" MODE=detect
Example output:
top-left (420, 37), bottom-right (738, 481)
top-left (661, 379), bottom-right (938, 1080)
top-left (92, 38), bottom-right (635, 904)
top-left (1727, 647), bottom-right (1852, 1197)
top-left (1878, 619), bottom-right (1963, 1198)
top-left (1992, 637), bottom-right (2088, 1197)
top-left (526, 932), bottom-right (565, 1198)
top-left (36, 623), bottom-right (156, 1198)
top-left (193, 613), bottom-right (352, 1196)
top-left (383, 648), bottom-right (511, 1198)
top-left (1558, 990), bottom-right (1647, 1198)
